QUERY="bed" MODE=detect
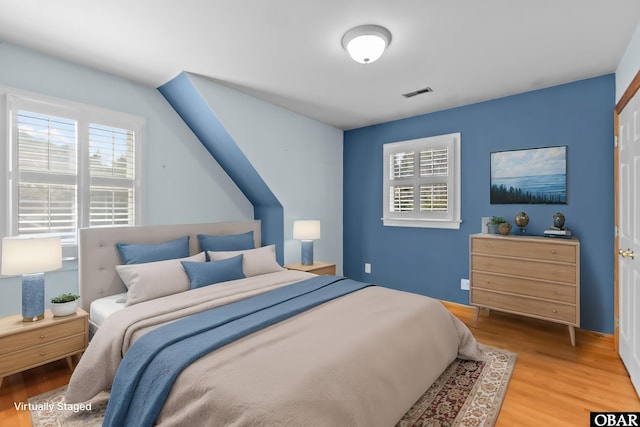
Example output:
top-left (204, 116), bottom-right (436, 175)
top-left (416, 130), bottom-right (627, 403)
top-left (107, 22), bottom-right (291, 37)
top-left (65, 221), bottom-right (479, 426)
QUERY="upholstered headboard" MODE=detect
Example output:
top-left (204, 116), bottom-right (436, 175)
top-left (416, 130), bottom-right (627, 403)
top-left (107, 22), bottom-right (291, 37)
top-left (78, 221), bottom-right (261, 312)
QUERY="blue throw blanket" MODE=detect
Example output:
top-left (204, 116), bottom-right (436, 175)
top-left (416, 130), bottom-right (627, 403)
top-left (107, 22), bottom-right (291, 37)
top-left (102, 275), bottom-right (370, 427)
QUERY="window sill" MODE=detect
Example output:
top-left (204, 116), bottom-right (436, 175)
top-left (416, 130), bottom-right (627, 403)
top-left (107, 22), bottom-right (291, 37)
top-left (382, 218), bottom-right (462, 229)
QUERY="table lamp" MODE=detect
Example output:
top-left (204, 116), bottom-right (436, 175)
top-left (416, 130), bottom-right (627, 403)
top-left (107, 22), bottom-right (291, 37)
top-left (293, 220), bottom-right (321, 265)
top-left (1, 236), bottom-right (62, 322)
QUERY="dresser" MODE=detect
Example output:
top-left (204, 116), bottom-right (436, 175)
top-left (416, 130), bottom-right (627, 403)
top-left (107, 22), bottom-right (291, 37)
top-left (0, 309), bottom-right (88, 388)
top-left (469, 234), bottom-right (580, 346)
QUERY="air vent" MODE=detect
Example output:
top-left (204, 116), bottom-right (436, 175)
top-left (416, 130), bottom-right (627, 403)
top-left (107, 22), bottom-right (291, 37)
top-left (402, 87), bottom-right (433, 98)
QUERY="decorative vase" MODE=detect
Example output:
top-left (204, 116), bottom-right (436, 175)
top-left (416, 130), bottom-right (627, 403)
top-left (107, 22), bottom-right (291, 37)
top-left (51, 299), bottom-right (78, 317)
top-left (487, 224), bottom-right (500, 234)
top-left (553, 212), bottom-right (565, 229)
top-left (499, 223), bottom-right (512, 235)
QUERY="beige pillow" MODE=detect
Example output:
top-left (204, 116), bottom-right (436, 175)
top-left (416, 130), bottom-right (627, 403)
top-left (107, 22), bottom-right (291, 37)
top-left (116, 252), bottom-right (206, 306)
top-left (208, 245), bottom-right (283, 277)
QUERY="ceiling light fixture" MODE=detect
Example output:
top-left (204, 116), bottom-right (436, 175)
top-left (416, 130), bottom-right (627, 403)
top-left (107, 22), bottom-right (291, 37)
top-left (341, 25), bottom-right (391, 64)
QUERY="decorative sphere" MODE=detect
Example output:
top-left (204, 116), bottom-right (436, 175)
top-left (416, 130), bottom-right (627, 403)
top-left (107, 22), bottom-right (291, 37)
top-left (515, 212), bottom-right (529, 227)
top-left (553, 212), bottom-right (565, 228)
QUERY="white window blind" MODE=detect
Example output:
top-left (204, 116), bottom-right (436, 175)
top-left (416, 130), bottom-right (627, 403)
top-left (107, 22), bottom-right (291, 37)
top-left (16, 111), bottom-right (78, 239)
top-left (7, 92), bottom-right (144, 246)
top-left (392, 185), bottom-right (414, 212)
top-left (383, 133), bottom-right (461, 229)
top-left (420, 148), bottom-right (448, 177)
top-left (88, 124), bottom-right (136, 227)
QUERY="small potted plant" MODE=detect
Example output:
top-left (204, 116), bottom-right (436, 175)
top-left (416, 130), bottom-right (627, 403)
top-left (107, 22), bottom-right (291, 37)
top-left (50, 293), bottom-right (80, 317)
top-left (498, 221), bottom-right (512, 235)
top-left (486, 216), bottom-right (506, 234)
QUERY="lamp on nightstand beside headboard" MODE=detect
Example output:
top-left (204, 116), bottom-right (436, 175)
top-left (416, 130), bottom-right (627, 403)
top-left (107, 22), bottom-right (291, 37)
top-left (293, 220), bottom-right (321, 266)
top-left (1, 236), bottom-right (62, 322)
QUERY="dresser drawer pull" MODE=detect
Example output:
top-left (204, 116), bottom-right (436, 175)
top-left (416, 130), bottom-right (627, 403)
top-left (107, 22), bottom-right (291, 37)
top-left (39, 335), bottom-right (45, 339)
top-left (40, 352), bottom-right (46, 356)
top-left (552, 309), bottom-right (557, 313)
top-left (552, 291), bottom-right (558, 296)
top-left (551, 250), bottom-right (557, 254)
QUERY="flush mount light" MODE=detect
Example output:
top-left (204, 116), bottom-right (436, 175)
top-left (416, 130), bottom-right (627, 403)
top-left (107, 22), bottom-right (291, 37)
top-left (341, 24), bottom-right (391, 64)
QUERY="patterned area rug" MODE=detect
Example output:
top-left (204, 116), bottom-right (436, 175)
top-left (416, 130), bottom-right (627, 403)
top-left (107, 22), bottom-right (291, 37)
top-left (397, 345), bottom-right (516, 427)
top-left (28, 344), bottom-right (515, 427)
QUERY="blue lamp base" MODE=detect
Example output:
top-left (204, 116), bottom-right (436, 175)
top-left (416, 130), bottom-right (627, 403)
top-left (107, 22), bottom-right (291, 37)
top-left (22, 273), bottom-right (45, 322)
top-left (300, 240), bottom-right (314, 265)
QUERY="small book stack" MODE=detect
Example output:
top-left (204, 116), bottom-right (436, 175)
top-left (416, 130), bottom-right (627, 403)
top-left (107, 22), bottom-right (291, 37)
top-left (543, 227), bottom-right (572, 238)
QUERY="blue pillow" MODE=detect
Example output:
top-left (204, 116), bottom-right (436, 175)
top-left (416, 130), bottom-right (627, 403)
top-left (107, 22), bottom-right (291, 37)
top-left (181, 255), bottom-right (245, 289)
top-left (116, 236), bottom-right (190, 265)
top-left (197, 231), bottom-right (255, 253)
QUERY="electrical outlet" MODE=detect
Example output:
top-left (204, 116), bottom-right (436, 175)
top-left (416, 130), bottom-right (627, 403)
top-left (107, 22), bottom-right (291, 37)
top-left (460, 278), bottom-right (470, 290)
top-left (364, 263), bottom-right (371, 274)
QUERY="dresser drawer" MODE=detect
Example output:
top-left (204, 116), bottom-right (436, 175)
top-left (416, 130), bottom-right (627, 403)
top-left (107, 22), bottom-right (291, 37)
top-left (471, 272), bottom-right (576, 303)
top-left (471, 255), bottom-right (576, 284)
top-left (471, 289), bottom-right (576, 324)
top-left (0, 333), bottom-right (86, 374)
top-left (471, 237), bottom-right (576, 263)
top-left (0, 316), bottom-right (86, 355)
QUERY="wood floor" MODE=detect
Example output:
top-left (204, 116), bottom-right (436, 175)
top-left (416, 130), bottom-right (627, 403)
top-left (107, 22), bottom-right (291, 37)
top-left (1, 302), bottom-right (638, 426)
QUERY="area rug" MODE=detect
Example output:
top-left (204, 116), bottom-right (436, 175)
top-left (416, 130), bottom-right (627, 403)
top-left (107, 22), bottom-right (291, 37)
top-left (28, 344), bottom-right (515, 427)
top-left (396, 344), bottom-right (516, 427)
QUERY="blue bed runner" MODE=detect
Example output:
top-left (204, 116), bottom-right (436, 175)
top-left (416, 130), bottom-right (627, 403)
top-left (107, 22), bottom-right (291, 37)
top-left (102, 275), bottom-right (370, 427)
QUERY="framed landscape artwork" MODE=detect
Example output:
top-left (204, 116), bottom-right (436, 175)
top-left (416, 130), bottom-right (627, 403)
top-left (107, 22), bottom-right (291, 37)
top-left (490, 146), bottom-right (567, 204)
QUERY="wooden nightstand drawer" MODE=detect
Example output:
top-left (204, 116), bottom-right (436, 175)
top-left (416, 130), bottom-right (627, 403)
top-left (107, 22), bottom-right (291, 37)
top-left (0, 316), bottom-right (85, 355)
top-left (284, 262), bottom-right (336, 275)
top-left (472, 289), bottom-right (576, 324)
top-left (307, 265), bottom-right (336, 275)
top-left (0, 333), bottom-right (86, 374)
top-left (471, 237), bottom-right (576, 263)
top-left (471, 272), bottom-right (576, 304)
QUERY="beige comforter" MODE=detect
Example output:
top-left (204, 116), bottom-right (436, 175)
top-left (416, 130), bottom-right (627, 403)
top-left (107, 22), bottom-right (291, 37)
top-left (66, 270), bottom-right (479, 426)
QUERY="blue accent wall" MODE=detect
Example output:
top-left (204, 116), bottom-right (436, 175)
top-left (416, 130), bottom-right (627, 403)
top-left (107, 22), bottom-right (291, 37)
top-left (344, 75), bottom-right (615, 334)
top-left (158, 73), bottom-right (284, 263)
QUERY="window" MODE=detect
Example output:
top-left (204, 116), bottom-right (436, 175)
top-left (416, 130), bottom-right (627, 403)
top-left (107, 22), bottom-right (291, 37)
top-left (5, 92), bottom-right (144, 250)
top-left (382, 133), bottom-right (461, 229)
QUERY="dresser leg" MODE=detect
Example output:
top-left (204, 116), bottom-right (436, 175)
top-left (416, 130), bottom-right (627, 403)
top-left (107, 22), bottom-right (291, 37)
top-left (65, 356), bottom-right (75, 372)
top-left (568, 325), bottom-right (576, 347)
top-left (474, 306), bottom-right (480, 323)
top-left (0, 376), bottom-right (3, 389)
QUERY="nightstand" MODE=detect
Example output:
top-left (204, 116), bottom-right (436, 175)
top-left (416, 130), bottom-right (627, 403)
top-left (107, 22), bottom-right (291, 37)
top-left (285, 262), bottom-right (336, 276)
top-left (0, 308), bottom-right (88, 388)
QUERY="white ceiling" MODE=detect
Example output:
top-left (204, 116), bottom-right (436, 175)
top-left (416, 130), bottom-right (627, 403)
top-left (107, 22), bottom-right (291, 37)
top-left (1, 0), bottom-right (639, 130)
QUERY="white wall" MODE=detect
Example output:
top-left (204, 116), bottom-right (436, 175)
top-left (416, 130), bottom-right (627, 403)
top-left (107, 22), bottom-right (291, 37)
top-left (616, 21), bottom-right (640, 100)
top-left (0, 43), bottom-right (253, 317)
top-left (188, 74), bottom-right (344, 273)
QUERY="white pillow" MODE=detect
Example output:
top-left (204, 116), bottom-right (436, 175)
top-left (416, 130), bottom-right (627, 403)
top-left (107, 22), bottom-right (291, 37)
top-left (116, 252), bottom-right (206, 306)
top-left (208, 245), bottom-right (283, 277)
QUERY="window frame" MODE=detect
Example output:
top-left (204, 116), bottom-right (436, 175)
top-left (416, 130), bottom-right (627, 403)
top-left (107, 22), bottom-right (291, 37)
top-left (382, 132), bottom-right (461, 229)
top-left (3, 88), bottom-right (145, 255)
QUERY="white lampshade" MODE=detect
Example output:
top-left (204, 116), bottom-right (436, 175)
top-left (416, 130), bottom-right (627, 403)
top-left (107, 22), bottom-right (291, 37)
top-left (342, 25), bottom-right (391, 64)
top-left (1, 236), bottom-right (62, 275)
top-left (293, 220), bottom-right (321, 240)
